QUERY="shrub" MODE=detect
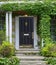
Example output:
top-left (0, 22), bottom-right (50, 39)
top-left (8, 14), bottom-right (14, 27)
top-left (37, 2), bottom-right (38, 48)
top-left (0, 30), bottom-right (5, 44)
top-left (0, 57), bottom-right (20, 65)
top-left (45, 57), bottom-right (56, 65)
top-left (48, 58), bottom-right (56, 65)
top-left (40, 43), bottom-right (56, 57)
top-left (0, 41), bottom-right (15, 57)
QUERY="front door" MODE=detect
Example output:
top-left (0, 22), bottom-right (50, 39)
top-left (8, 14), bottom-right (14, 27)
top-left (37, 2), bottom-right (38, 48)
top-left (19, 17), bottom-right (34, 48)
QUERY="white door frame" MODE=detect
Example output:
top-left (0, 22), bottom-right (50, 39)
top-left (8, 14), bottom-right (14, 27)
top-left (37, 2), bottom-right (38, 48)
top-left (15, 16), bottom-right (38, 50)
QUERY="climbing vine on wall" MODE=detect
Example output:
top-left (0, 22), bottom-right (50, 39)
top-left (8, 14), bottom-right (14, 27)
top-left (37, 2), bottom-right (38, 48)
top-left (39, 14), bottom-right (52, 44)
top-left (39, 15), bottom-right (51, 38)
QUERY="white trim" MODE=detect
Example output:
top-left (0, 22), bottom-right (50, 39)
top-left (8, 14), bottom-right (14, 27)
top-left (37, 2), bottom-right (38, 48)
top-left (9, 12), bottom-right (12, 43)
top-left (6, 12), bottom-right (9, 41)
top-left (15, 17), bottom-right (19, 50)
top-left (34, 17), bottom-right (38, 49)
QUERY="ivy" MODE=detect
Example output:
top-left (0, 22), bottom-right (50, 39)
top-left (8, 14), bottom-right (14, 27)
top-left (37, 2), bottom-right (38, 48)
top-left (39, 15), bottom-right (51, 37)
top-left (39, 14), bottom-right (52, 44)
top-left (0, 2), bottom-right (56, 15)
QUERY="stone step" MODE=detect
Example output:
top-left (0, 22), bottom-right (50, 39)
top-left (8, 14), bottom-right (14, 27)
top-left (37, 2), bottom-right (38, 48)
top-left (16, 48), bottom-right (40, 56)
top-left (15, 50), bottom-right (40, 54)
top-left (15, 50), bottom-right (40, 56)
top-left (20, 60), bottom-right (47, 65)
top-left (16, 53), bottom-right (39, 56)
top-left (16, 48), bottom-right (40, 51)
top-left (16, 56), bottom-right (45, 61)
top-left (16, 48), bottom-right (46, 65)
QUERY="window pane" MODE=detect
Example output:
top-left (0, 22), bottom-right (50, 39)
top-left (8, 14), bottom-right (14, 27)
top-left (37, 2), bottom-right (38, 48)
top-left (50, 15), bottom-right (56, 41)
top-left (0, 12), bottom-right (5, 44)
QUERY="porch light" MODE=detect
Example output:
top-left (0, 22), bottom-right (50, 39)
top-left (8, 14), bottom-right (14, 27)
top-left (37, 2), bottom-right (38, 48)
top-left (24, 14), bottom-right (28, 16)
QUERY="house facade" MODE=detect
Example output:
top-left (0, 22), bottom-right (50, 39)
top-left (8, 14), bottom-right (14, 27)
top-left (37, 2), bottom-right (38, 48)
top-left (0, 1), bottom-right (56, 50)
top-left (0, 1), bottom-right (40, 50)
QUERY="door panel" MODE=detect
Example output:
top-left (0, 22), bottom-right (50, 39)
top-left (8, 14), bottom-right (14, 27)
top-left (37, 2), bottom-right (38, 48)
top-left (19, 17), bottom-right (34, 47)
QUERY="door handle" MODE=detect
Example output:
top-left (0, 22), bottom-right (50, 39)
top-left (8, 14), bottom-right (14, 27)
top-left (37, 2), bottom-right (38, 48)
top-left (25, 22), bottom-right (28, 26)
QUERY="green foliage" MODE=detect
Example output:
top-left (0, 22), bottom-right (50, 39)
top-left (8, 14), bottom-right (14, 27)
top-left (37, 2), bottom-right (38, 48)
top-left (0, 41), bottom-right (15, 57)
top-left (0, 1), bottom-right (56, 15)
top-left (0, 57), bottom-right (20, 65)
top-left (45, 58), bottom-right (56, 65)
top-left (41, 43), bottom-right (56, 57)
top-left (48, 58), bottom-right (56, 65)
top-left (39, 15), bottom-right (51, 38)
top-left (38, 14), bottom-right (51, 46)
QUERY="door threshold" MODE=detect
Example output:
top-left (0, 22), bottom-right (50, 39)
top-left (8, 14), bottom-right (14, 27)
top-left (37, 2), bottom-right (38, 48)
top-left (19, 45), bottom-right (33, 48)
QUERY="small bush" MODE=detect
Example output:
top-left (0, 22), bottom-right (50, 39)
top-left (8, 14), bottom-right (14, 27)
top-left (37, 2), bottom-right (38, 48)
top-left (0, 41), bottom-right (15, 57)
top-left (0, 30), bottom-right (5, 44)
top-left (0, 57), bottom-right (20, 65)
top-left (45, 57), bottom-right (56, 65)
top-left (40, 43), bottom-right (56, 57)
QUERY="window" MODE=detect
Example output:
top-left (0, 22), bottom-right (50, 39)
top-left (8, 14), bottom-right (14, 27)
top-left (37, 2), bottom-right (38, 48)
top-left (0, 13), bottom-right (5, 30)
top-left (0, 12), bottom-right (5, 44)
top-left (50, 15), bottom-right (56, 41)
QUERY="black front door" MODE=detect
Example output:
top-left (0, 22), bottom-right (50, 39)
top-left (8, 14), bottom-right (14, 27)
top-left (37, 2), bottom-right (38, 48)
top-left (19, 17), bottom-right (34, 47)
